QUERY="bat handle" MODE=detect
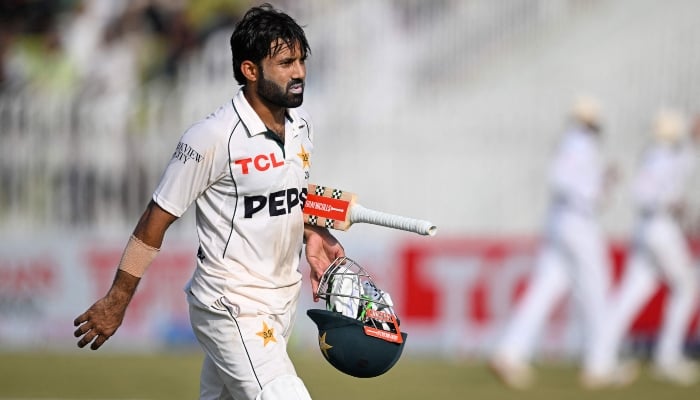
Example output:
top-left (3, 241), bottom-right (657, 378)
top-left (349, 205), bottom-right (437, 236)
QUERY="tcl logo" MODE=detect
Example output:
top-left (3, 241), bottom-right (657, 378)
top-left (233, 153), bottom-right (284, 174)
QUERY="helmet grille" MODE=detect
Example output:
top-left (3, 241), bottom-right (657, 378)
top-left (316, 257), bottom-right (400, 336)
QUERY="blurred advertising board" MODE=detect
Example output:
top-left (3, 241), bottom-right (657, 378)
top-left (0, 234), bottom-right (698, 359)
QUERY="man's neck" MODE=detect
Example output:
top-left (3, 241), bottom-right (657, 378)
top-left (243, 87), bottom-right (286, 140)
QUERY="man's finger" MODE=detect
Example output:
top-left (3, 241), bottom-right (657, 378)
top-left (73, 323), bottom-right (90, 338)
top-left (310, 279), bottom-right (319, 301)
top-left (91, 335), bottom-right (109, 350)
top-left (78, 329), bottom-right (100, 348)
top-left (73, 313), bottom-right (88, 326)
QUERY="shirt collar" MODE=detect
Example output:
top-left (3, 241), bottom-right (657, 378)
top-left (232, 87), bottom-right (299, 137)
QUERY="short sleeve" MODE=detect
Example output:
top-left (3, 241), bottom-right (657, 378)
top-left (153, 120), bottom-right (229, 217)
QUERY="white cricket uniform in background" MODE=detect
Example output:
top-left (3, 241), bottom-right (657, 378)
top-left (153, 88), bottom-right (313, 399)
top-left (597, 141), bottom-right (699, 380)
top-left (493, 125), bottom-right (611, 375)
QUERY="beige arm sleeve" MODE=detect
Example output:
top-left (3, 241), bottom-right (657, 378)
top-left (117, 235), bottom-right (160, 278)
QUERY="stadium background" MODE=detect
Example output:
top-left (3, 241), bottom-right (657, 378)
top-left (1, 0), bottom-right (700, 398)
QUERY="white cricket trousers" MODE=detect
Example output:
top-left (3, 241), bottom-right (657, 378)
top-left (597, 213), bottom-right (699, 371)
top-left (187, 291), bottom-right (312, 400)
top-left (494, 209), bottom-right (611, 374)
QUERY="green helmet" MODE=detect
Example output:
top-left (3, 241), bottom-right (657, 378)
top-left (307, 257), bottom-right (408, 378)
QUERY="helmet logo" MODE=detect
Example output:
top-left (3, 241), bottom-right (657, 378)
top-left (318, 331), bottom-right (333, 358)
top-left (363, 309), bottom-right (403, 344)
top-left (256, 321), bottom-right (277, 346)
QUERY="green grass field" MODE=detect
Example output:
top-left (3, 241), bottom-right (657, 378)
top-left (0, 351), bottom-right (698, 399)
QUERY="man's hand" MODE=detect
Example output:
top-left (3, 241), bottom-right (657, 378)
top-left (304, 224), bottom-right (344, 301)
top-left (73, 270), bottom-right (139, 350)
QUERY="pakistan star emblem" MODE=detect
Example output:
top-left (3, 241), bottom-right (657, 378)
top-left (318, 332), bottom-right (333, 358)
top-left (297, 145), bottom-right (310, 168)
top-left (256, 321), bottom-right (277, 346)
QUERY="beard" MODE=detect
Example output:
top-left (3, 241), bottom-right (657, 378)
top-left (257, 70), bottom-right (304, 108)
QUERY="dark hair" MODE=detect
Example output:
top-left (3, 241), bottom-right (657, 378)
top-left (230, 3), bottom-right (311, 85)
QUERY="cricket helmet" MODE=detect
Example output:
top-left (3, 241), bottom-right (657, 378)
top-left (307, 257), bottom-right (407, 378)
top-left (571, 95), bottom-right (601, 128)
top-left (653, 108), bottom-right (686, 144)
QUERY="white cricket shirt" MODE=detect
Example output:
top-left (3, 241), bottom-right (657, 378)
top-left (633, 142), bottom-right (696, 213)
top-left (153, 88), bottom-right (313, 314)
top-left (549, 125), bottom-right (604, 215)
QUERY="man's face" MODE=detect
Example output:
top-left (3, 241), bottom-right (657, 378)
top-left (257, 40), bottom-right (306, 108)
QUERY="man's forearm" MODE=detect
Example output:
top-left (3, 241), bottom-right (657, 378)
top-left (107, 269), bottom-right (142, 310)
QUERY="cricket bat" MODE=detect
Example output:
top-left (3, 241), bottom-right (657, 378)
top-left (303, 184), bottom-right (437, 236)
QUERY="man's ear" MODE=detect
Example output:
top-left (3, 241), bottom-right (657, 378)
top-left (241, 60), bottom-right (258, 82)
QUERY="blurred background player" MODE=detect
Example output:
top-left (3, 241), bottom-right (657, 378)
top-left (596, 109), bottom-right (700, 386)
top-left (489, 96), bottom-right (629, 389)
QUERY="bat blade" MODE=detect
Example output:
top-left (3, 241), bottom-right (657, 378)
top-left (303, 184), bottom-right (355, 230)
top-left (303, 184), bottom-right (437, 236)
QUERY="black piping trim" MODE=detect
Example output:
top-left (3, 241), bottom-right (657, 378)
top-left (221, 303), bottom-right (263, 391)
top-left (224, 98), bottom-right (241, 258)
top-left (299, 116), bottom-right (311, 140)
